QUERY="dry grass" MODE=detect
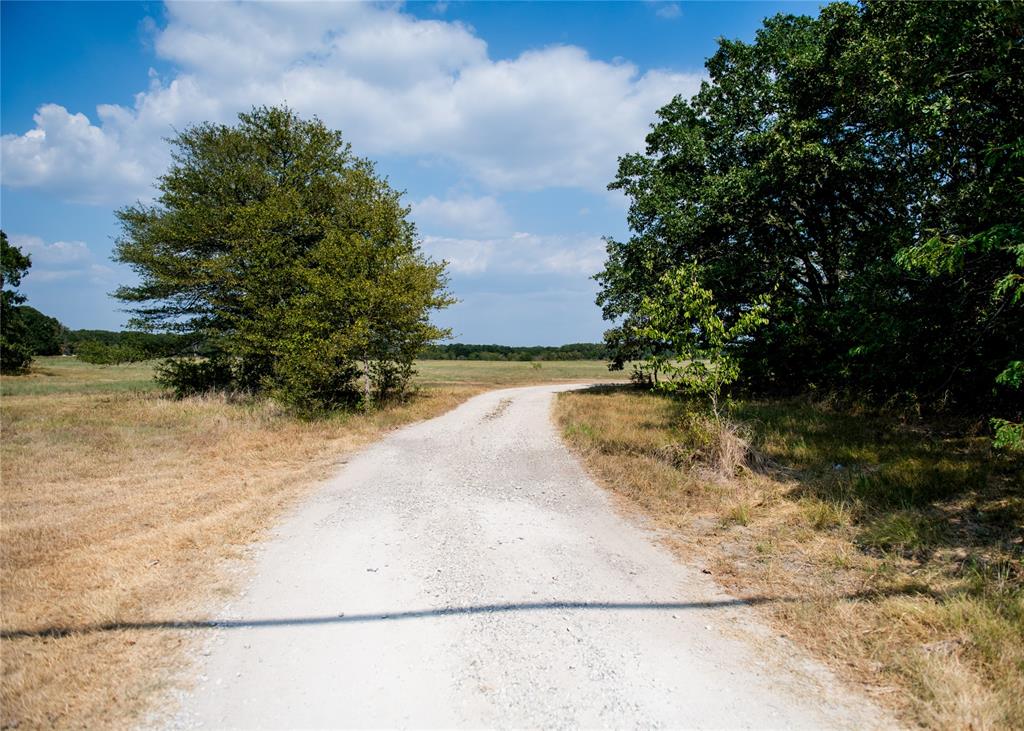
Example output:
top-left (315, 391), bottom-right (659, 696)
top-left (556, 385), bottom-right (1024, 730)
top-left (0, 357), bottom-right (620, 730)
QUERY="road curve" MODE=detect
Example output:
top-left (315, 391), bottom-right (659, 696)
top-left (167, 384), bottom-right (892, 729)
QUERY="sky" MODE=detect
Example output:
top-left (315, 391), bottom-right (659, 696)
top-left (1, 0), bottom-right (820, 345)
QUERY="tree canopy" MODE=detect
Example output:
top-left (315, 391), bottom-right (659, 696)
top-left (1, 231), bottom-right (34, 373)
top-left (115, 106), bottom-right (452, 412)
top-left (16, 306), bottom-right (66, 356)
top-left (597, 0), bottom-right (1023, 440)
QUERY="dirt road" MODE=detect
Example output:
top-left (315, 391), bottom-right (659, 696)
top-left (168, 384), bottom-right (891, 729)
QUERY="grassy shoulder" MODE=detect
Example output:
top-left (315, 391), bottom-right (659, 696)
top-left (0, 357), bottom-right (620, 729)
top-left (555, 386), bottom-right (1023, 730)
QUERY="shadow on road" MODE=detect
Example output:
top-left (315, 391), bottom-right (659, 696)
top-left (2, 598), bottom-right (778, 639)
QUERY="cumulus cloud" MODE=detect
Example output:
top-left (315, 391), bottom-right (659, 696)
top-left (655, 3), bottom-right (683, 20)
top-left (0, 105), bottom-right (156, 203)
top-left (8, 234), bottom-right (116, 284)
top-left (412, 194), bottom-right (511, 237)
top-left (421, 232), bottom-right (606, 277)
top-left (1, 2), bottom-right (702, 203)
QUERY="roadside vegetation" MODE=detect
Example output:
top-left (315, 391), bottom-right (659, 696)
top-left (570, 2), bottom-right (1023, 728)
top-left (556, 387), bottom-right (1023, 728)
top-left (598, 0), bottom-right (1022, 448)
top-left (419, 342), bottom-right (606, 361)
top-left (0, 356), bottom-right (621, 729)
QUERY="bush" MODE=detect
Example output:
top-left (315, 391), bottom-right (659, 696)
top-left (155, 358), bottom-right (235, 399)
top-left (75, 340), bottom-right (147, 365)
top-left (269, 348), bottom-right (364, 416)
top-left (368, 358), bottom-right (416, 404)
top-left (0, 338), bottom-right (33, 374)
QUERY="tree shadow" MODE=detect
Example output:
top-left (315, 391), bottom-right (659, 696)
top-left (731, 399), bottom-right (1023, 568)
top-left (563, 386), bottom-right (1022, 572)
top-left (1, 599), bottom-right (765, 639)
top-left (1, 587), bottom-right (942, 641)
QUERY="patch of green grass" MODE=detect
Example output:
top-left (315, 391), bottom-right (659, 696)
top-left (850, 458), bottom-right (986, 510)
top-left (722, 500), bottom-right (753, 527)
top-left (414, 359), bottom-right (625, 387)
top-left (563, 421), bottom-right (597, 441)
top-left (0, 357), bottom-right (162, 397)
top-left (857, 511), bottom-right (943, 553)
top-left (801, 497), bottom-right (856, 530)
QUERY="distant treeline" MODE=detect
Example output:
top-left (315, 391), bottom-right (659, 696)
top-left (17, 309), bottom-right (604, 364)
top-left (419, 343), bottom-right (606, 361)
top-left (13, 307), bottom-right (189, 363)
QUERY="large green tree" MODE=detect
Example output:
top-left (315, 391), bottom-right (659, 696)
top-left (1, 231), bottom-right (34, 374)
top-left (598, 1), bottom-right (1023, 424)
top-left (115, 106), bottom-right (452, 412)
top-left (17, 306), bottom-right (67, 356)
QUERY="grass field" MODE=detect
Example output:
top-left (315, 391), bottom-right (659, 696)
top-left (0, 357), bottom-right (621, 730)
top-left (555, 386), bottom-right (1024, 730)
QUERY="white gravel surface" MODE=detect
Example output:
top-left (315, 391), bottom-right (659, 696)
top-left (166, 384), bottom-right (894, 730)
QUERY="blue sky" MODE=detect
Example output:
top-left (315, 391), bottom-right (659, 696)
top-left (1, 0), bottom-right (819, 345)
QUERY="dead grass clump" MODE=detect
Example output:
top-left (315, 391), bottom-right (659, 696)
top-left (658, 412), bottom-right (771, 480)
top-left (555, 386), bottom-right (1024, 730)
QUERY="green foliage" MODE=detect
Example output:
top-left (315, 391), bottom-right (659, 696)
top-left (154, 357), bottom-right (235, 399)
top-left (418, 342), bottom-right (607, 361)
top-left (992, 361), bottom-right (1024, 452)
top-left (634, 262), bottom-right (769, 417)
top-left (992, 419), bottom-right (1024, 453)
top-left (17, 306), bottom-right (67, 355)
top-left (1, 231), bottom-right (34, 374)
top-left (857, 511), bottom-right (941, 554)
top-left (596, 1), bottom-right (1023, 433)
top-left (75, 340), bottom-right (147, 365)
top-left (0, 340), bottom-right (33, 375)
top-left (113, 106), bottom-right (452, 413)
top-left (65, 329), bottom-right (185, 358)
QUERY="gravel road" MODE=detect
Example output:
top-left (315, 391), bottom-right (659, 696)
top-left (168, 384), bottom-right (892, 729)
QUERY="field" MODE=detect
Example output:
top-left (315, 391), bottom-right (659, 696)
top-left (0, 357), bottom-right (621, 730)
top-left (555, 386), bottom-right (1024, 730)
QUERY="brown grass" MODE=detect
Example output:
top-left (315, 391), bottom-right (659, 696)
top-left (556, 385), bottom-right (1024, 730)
top-left (1, 357), bottom-right (622, 730)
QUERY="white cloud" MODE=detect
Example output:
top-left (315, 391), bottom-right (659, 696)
top-left (8, 234), bottom-right (116, 285)
top-left (12, 234), bottom-right (90, 264)
top-left (655, 3), bottom-right (683, 20)
top-left (422, 232), bottom-right (606, 277)
top-left (422, 235), bottom-right (495, 274)
top-left (412, 194), bottom-right (511, 237)
top-left (0, 105), bottom-right (155, 203)
top-left (1, 2), bottom-right (703, 204)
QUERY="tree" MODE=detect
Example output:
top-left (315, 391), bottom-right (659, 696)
top-left (897, 138), bottom-right (1024, 451)
top-left (17, 306), bottom-right (67, 356)
top-left (634, 262), bottom-right (769, 419)
top-left (114, 106), bottom-right (452, 413)
top-left (597, 1), bottom-right (1023, 428)
top-left (1, 231), bottom-right (34, 373)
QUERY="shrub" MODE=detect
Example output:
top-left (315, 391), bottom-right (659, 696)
top-left (75, 340), bottom-right (147, 365)
top-left (155, 358), bottom-right (235, 399)
top-left (0, 338), bottom-right (33, 374)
